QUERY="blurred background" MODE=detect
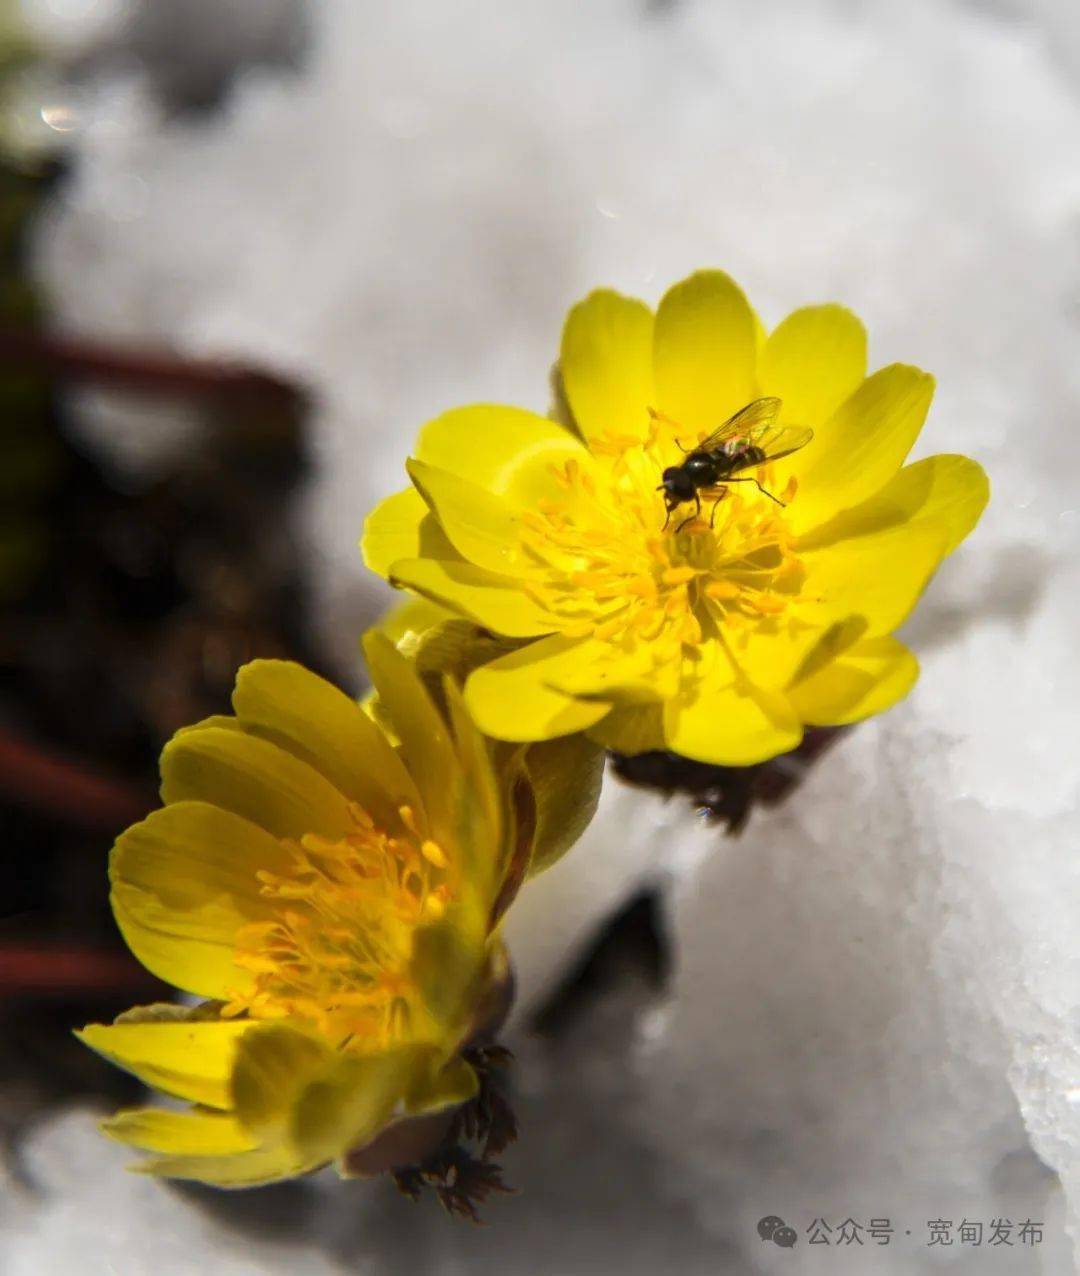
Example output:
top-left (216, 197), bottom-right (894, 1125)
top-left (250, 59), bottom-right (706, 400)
top-left (1, 1), bottom-right (1079, 1272)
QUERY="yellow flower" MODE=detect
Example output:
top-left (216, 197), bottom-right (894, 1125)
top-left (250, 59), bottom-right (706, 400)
top-left (363, 270), bottom-right (988, 765)
top-left (79, 635), bottom-right (600, 1186)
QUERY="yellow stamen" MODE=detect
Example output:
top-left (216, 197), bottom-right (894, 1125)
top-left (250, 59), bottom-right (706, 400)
top-left (661, 565), bottom-right (698, 586)
top-left (226, 806), bottom-right (449, 1047)
top-left (747, 594), bottom-right (787, 615)
top-left (421, 839), bottom-right (449, 868)
top-left (518, 421), bottom-right (804, 656)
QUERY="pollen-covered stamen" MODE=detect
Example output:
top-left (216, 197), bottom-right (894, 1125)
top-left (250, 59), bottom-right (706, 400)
top-left (696, 489), bottom-right (805, 625)
top-left (516, 431), bottom-right (804, 647)
top-left (222, 802), bottom-right (451, 1046)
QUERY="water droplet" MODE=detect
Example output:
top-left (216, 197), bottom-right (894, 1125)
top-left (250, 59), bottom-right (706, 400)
top-left (40, 101), bottom-right (80, 133)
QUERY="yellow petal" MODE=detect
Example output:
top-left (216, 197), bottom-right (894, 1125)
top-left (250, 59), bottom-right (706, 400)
top-left (76, 1014), bottom-right (253, 1109)
top-left (411, 918), bottom-right (486, 1025)
top-left (797, 453), bottom-right (990, 557)
top-left (545, 640), bottom-right (677, 703)
top-left (789, 616), bottom-right (870, 686)
top-left (230, 1022), bottom-right (332, 1134)
top-left (362, 631), bottom-right (460, 845)
top-left (522, 733), bottom-right (605, 877)
top-left (110, 801), bottom-right (288, 998)
top-left (361, 486), bottom-right (455, 578)
top-left (333, 1055), bottom-right (481, 1177)
top-left (464, 635), bottom-right (612, 741)
top-left (406, 458), bottom-right (521, 574)
top-left (101, 1107), bottom-right (256, 1156)
top-left (334, 1061), bottom-right (477, 1179)
top-left (789, 636), bottom-right (919, 725)
top-left (291, 1047), bottom-right (432, 1166)
top-left (369, 595), bottom-right (455, 646)
top-left (441, 678), bottom-right (502, 905)
top-left (799, 518), bottom-right (949, 636)
top-left (663, 648), bottom-right (802, 765)
top-left (497, 440), bottom-right (607, 510)
top-left (160, 724), bottom-right (353, 842)
top-left (726, 617), bottom-right (846, 691)
top-left (232, 659), bottom-right (422, 834)
top-left (404, 1053), bottom-right (479, 1117)
top-left (560, 289), bottom-right (655, 443)
top-left (389, 556), bottom-right (557, 637)
top-left (760, 304), bottom-right (867, 427)
top-left (786, 364), bottom-right (934, 533)
top-left (587, 703), bottom-right (666, 754)
top-left (130, 1142), bottom-right (314, 1187)
top-left (653, 270), bottom-right (759, 431)
top-left (416, 403), bottom-right (587, 502)
top-left (173, 714), bottom-right (240, 737)
top-left (398, 615), bottom-right (513, 684)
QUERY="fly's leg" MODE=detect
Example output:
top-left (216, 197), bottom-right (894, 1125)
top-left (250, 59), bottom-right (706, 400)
top-left (674, 492), bottom-right (702, 534)
top-left (725, 477), bottom-right (791, 505)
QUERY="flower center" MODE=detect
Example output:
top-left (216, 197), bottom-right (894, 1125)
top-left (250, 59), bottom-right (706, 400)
top-left (518, 415), bottom-right (805, 665)
top-left (223, 803), bottom-right (450, 1048)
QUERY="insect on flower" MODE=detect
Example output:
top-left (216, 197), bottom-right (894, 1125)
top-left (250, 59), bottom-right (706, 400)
top-left (364, 269), bottom-right (991, 767)
top-left (656, 396), bottom-right (813, 531)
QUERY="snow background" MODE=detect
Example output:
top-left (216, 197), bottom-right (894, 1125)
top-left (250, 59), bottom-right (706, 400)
top-left (5, 0), bottom-right (1080, 1271)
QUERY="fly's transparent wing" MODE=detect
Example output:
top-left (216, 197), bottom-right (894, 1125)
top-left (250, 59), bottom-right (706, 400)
top-left (691, 397), bottom-right (782, 452)
top-left (729, 422), bottom-right (814, 468)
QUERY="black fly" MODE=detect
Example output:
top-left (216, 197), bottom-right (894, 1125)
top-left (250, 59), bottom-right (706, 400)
top-left (656, 397), bottom-right (813, 532)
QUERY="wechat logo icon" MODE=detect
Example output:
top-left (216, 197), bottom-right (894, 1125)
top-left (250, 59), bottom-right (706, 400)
top-left (758, 1216), bottom-right (797, 1248)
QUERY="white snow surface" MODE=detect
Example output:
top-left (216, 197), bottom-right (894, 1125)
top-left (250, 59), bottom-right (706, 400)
top-left (17, 0), bottom-right (1080, 1271)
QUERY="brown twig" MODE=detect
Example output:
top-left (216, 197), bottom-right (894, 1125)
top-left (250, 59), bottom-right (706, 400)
top-left (0, 942), bottom-right (162, 997)
top-left (0, 325), bottom-right (307, 414)
top-left (0, 728), bottom-right (152, 830)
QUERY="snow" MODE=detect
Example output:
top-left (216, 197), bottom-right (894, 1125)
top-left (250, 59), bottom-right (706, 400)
top-left (16, 0), bottom-right (1080, 1270)
top-left (1, 1108), bottom-right (341, 1276)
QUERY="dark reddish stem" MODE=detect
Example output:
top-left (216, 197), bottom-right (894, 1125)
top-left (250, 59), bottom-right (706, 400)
top-left (0, 325), bottom-right (307, 411)
top-left (0, 942), bottom-right (162, 996)
top-left (0, 728), bottom-right (152, 830)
